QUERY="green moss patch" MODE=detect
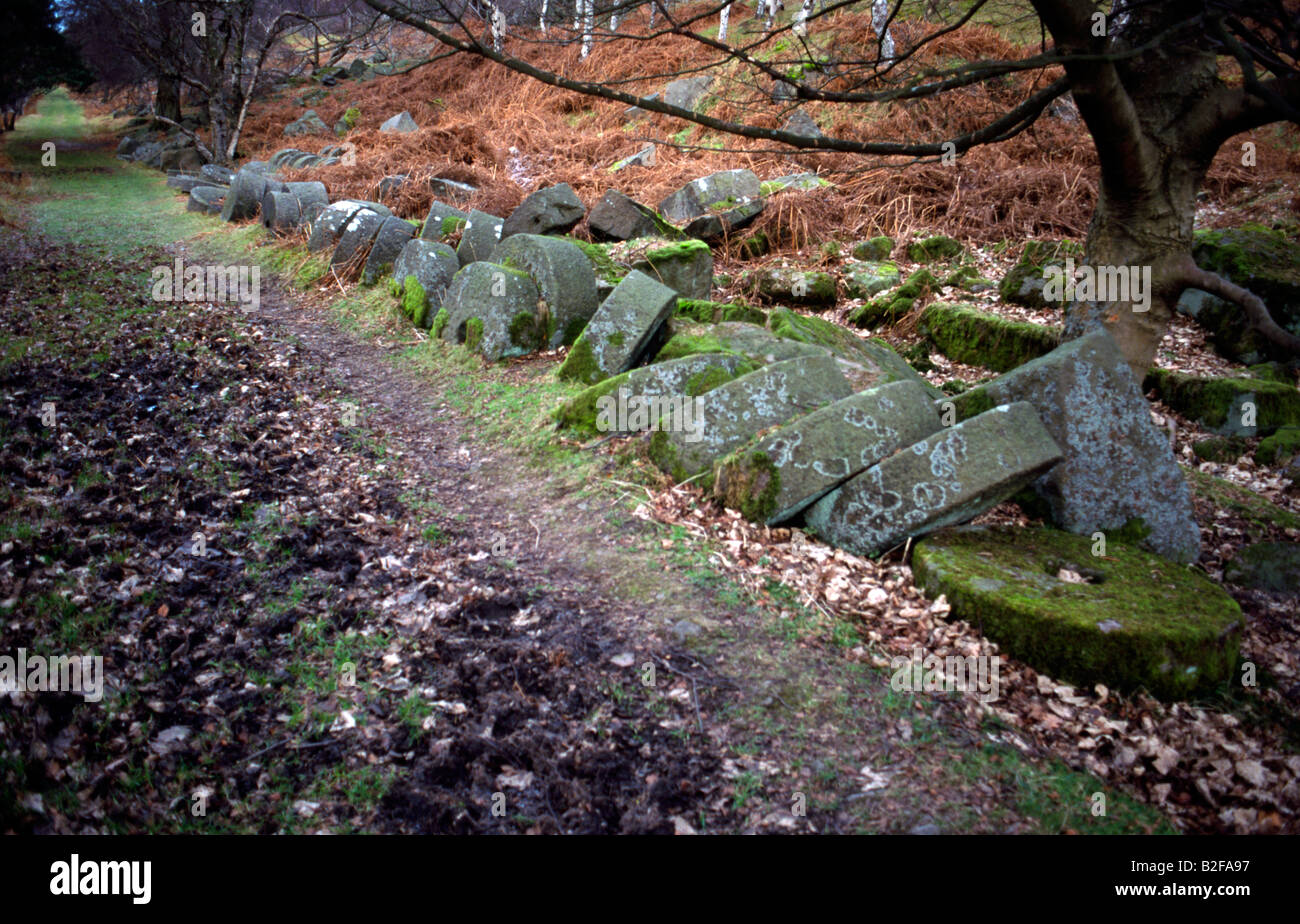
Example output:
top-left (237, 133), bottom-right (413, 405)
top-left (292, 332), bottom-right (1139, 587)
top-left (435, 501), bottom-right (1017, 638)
top-left (1256, 426), bottom-right (1300, 466)
top-left (906, 235), bottom-right (964, 263)
top-left (851, 236), bottom-right (894, 262)
top-left (1192, 436), bottom-right (1250, 463)
top-left (848, 268), bottom-right (939, 328)
top-left (912, 525), bottom-right (1244, 700)
top-left (918, 302), bottom-right (1061, 372)
top-left (429, 307), bottom-right (449, 339)
top-left (674, 298), bottom-right (767, 326)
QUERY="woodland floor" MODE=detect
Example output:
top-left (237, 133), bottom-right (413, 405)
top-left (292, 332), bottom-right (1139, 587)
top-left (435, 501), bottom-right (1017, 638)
top-left (0, 90), bottom-right (1295, 835)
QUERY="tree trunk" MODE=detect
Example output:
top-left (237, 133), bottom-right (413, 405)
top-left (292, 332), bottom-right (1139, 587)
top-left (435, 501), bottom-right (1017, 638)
top-left (155, 74), bottom-right (181, 123)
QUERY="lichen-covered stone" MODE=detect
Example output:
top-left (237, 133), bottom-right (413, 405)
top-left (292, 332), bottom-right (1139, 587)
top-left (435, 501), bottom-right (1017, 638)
top-left (557, 270), bottom-right (678, 385)
top-left (658, 170), bottom-right (761, 223)
top-left (714, 380), bottom-right (942, 525)
top-left (360, 216), bottom-right (415, 283)
top-left (629, 239), bottom-right (713, 300)
top-left (943, 329), bottom-right (1201, 563)
top-left (919, 302), bottom-right (1061, 372)
top-left (805, 402), bottom-right (1061, 557)
top-left (912, 525), bottom-right (1244, 700)
top-left (187, 186), bottom-right (225, 214)
top-left (554, 353), bottom-right (758, 438)
top-left (842, 260), bottom-right (901, 300)
top-left (221, 167), bottom-right (287, 222)
top-left (456, 210), bottom-right (504, 267)
top-left (440, 262), bottom-right (543, 361)
top-left (501, 183), bottom-right (586, 239)
top-left (765, 309), bottom-right (934, 394)
top-left (1144, 369), bottom-right (1300, 438)
top-left (682, 199), bottom-right (765, 241)
top-left (647, 354), bottom-right (853, 483)
top-left (392, 239), bottom-right (459, 326)
top-left (489, 234), bottom-right (599, 348)
top-left (588, 189), bottom-right (677, 242)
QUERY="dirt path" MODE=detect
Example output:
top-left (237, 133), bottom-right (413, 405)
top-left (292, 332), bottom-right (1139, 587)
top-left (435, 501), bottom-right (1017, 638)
top-left (1, 90), bottom-right (1180, 835)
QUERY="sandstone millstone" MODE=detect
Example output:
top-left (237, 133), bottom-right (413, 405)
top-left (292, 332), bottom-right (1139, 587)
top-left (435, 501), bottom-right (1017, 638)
top-left (457, 210), bottom-right (504, 266)
top-left (261, 190), bottom-right (303, 232)
top-left (805, 402), bottom-right (1062, 557)
top-left (558, 270), bottom-right (679, 386)
top-left (489, 234), bottom-right (599, 348)
top-left (392, 239), bottom-right (459, 326)
top-left (714, 380), bottom-right (942, 525)
top-left (187, 186), bottom-right (225, 214)
top-left (648, 353), bottom-right (853, 483)
top-left (306, 199), bottom-right (389, 252)
top-left (658, 169), bottom-right (761, 223)
top-left (440, 262), bottom-right (544, 361)
top-left (420, 201), bottom-right (468, 241)
top-left (221, 168), bottom-right (287, 222)
top-left (629, 240), bottom-right (713, 300)
top-left (912, 525), bottom-right (1244, 700)
top-left (501, 183), bottom-right (586, 238)
top-left (554, 353), bottom-right (760, 438)
top-left (944, 329), bottom-right (1201, 562)
top-left (362, 216), bottom-right (416, 283)
top-left (330, 208), bottom-right (386, 269)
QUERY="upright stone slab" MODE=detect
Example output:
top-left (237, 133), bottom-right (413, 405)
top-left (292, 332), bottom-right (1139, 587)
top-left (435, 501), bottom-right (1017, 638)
top-left (714, 380), bottom-right (942, 525)
top-left (457, 210), bottom-right (503, 266)
top-left (440, 262), bottom-right (544, 361)
top-left (805, 402), bottom-right (1063, 557)
top-left (629, 240), bottom-right (713, 300)
top-left (944, 328), bottom-right (1201, 562)
top-left (554, 353), bottom-right (760, 438)
top-left (392, 238), bottom-right (460, 325)
top-left (501, 183), bottom-right (585, 238)
top-left (221, 168), bottom-right (287, 222)
top-left (556, 270), bottom-right (678, 386)
top-left (362, 216), bottom-right (416, 283)
top-left (489, 234), bottom-right (599, 348)
top-left (306, 199), bottom-right (391, 252)
top-left (420, 202), bottom-right (468, 241)
top-left (330, 208), bottom-right (386, 269)
top-left (261, 191), bottom-right (302, 232)
top-left (648, 354), bottom-right (853, 483)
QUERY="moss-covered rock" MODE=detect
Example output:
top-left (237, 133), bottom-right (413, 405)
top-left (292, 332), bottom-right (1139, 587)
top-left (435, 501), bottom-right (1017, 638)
top-left (441, 262), bottom-right (542, 361)
top-left (1144, 369), bottom-right (1300, 437)
top-left (912, 525), bottom-right (1244, 700)
top-left (906, 235), bottom-right (964, 263)
top-left (847, 268), bottom-right (939, 328)
top-left (918, 302), bottom-right (1061, 372)
top-left (851, 236), bottom-right (894, 262)
top-left (1192, 436), bottom-right (1251, 463)
top-left (567, 237), bottom-right (629, 286)
top-left (628, 238), bottom-right (713, 300)
top-left (741, 266), bottom-right (838, 307)
top-left (556, 270), bottom-right (678, 385)
top-left (999, 240), bottom-right (1082, 308)
top-left (430, 307), bottom-right (449, 339)
top-left (1255, 425), bottom-right (1300, 466)
top-left (1224, 541), bottom-right (1300, 593)
top-left (842, 260), bottom-right (901, 300)
top-left (489, 234), bottom-right (599, 349)
top-left (1183, 467), bottom-right (1300, 536)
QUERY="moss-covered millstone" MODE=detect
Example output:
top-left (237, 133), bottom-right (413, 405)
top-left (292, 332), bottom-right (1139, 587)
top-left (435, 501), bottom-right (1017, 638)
top-left (554, 353), bottom-right (758, 438)
top-left (912, 525), bottom-right (1244, 700)
top-left (674, 299), bottom-right (767, 326)
top-left (848, 268), bottom-right (939, 328)
top-left (742, 266), bottom-right (837, 307)
top-left (1224, 541), bottom-right (1300, 593)
top-left (999, 240), bottom-right (1082, 308)
top-left (805, 402), bottom-right (1062, 557)
top-left (766, 309), bottom-right (934, 394)
top-left (419, 201), bottom-right (468, 242)
top-left (361, 216), bottom-right (417, 284)
top-left (647, 354), bottom-right (852, 484)
top-left (392, 239), bottom-right (459, 328)
top-left (629, 239), bottom-right (713, 300)
top-left (440, 262), bottom-right (543, 361)
top-left (456, 210), bottom-right (504, 267)
top-left (906, 235), bottom-right (964, 263)
top-left (1175, 225), bottom-right (1300, 364)
top-left (329, 208), bottom-right (386, 269)
top-left (1256, 426), bottom-right (1300, 466)
top-left (919, 302), bottom-right (1061, 372)
top-left (1144, 369), bottom-right (1300, 438)
top-left (941, 329), bottom-right (1202, 563)
top-left (556, 269), bottom-right (678, 385)
top-left (713, 379), bottom-right (942, 525)
top-left (657, 320), bottom-right (824, 366)
top-left (842, 260), bottom-right (901, 300)
top-left (488, 234), bottom-right (599, 349)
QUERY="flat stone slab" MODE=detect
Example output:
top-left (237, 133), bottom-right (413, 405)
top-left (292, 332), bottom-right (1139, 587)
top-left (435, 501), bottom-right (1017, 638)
top-left (501, 183), bottom-right (585, 238)
top-left (457, 210), bottom-right (504, 266)
top-left (714, 380), bottom-right (942, 525)
top-left (912, 525), bottom-right (1244, 700)
top-left (440, 262), bottom-right (544, 361)
top-left (557, 270), bottom-right (679, 385)
top-left (554, 353), bottom-right (760, 438)
top-left (658, 169), bottom-right (761, 223)
top-left (489, 234), bottom-right (599, 348)
top-left (648, 353), bottom-right (853, 483)
top-left (805, 402), bottom-right (1063, 557)
top-left (945, 329), bottom-right (1201, 562)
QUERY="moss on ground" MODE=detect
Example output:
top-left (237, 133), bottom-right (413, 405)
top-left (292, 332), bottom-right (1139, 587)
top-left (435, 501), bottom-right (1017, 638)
top-left (913, 525), bottom-right (1244, 700)
top-left (919, 302), bottom-right (1061, 372)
